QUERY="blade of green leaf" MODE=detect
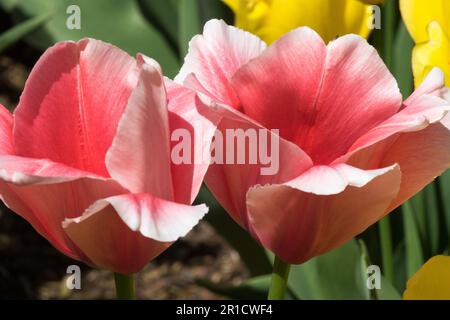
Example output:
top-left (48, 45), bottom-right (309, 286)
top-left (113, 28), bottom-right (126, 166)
top-left (198, 0), bottom-right (233, 24)
top-left (402, 201), bottom-right (424, 278)
top-left (438, 171), bottom-right (450, 249)
top-left (178, 0), bottom-right (201, 58)
top-left (0, 13), bottom-right (50, 53)
top-left (2, 0), bottom-right (179, 76)
top-left (138, 0), bottom-right (178, 47)
top-left (288, 239), bottom-right (369, 299)
top-left (393, 20), bottom-right (414, 98)
top-left (358, 239), bottom-right (375, 300)
top-left (424, 183), bottom-right (440, 255)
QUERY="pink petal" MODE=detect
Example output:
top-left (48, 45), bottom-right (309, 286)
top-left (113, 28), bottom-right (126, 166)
top-left (13, 39), bottom-right (138, 176)
top-left (380, 123), bottom-right (450, 211)
top-left (105, 56), bottom-right (173, 200)
top-left (204, 113), bottom-right (313, 229)
top-left (165, 79), bottom-right (220, 204)
top-left (0, 173), bottom-right (124, 260)
top-left (0, 155), bottom-right (103, 185)
top-left (176, 19), bottom-right (267, 107)
top-left (342, 69), bottom-right (450, 160)
top-left (246, 164), bottom-right (401, 263)
top-left (63, 193), bottom-right (208, 274)
top-left (285, 163), bottom-right (398, 195)
top-left (0, 104), bottom-right (14, 155)
top-left (231, 29), bottom-right (402, 164)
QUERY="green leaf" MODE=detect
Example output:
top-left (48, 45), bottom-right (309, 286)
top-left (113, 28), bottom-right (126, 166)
top-left (438, 170), bottom-right (450, 248)
top-left (1, 0), bottom-right (179, 77)
top-left (424, 183), bottom-right (440, 255)
top-left (378, 276), bottom-right (402, 300)
top-left (198, 0), bottom-right (233, 24)
top-left (0, 13), bottom-right (50, 53)
top-left (139, 0), bottom-right (178, 46)
top-left (197, 275), bottom-right (295, 300)
top-left (178, 0), bottom-right (201, 58)
top-left (393, 20), bottom-right (414, 98)
top-left (288, 239), bottom-right (369, 299)
top-left (196, 186), bottom-right (272, 276)
top-left (402, 201), bottom-right (425, 278)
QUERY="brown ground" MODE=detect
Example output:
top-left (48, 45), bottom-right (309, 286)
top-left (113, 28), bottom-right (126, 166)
top-left (0, 42), bottom-right (248, 300)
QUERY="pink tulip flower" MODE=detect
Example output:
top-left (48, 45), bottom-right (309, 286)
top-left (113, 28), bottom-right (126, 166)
top-left (0, 38), bottom-right (215, 274)
top-left (176, 19), bottom-right (450, 264)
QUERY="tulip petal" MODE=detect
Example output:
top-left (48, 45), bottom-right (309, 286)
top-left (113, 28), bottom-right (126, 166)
top-left (403, 255), bottom-right (450, 300)
top-left (0, 155), bottom-right (104, 185)
top-left (246, 164), bottom-right (401, 263)
top-left (0, 175), bottom-right (124, 260)
top-left (232, 29), bottom-right (402, 164)
top-left (339, 68), bottom-right (450, 166)
top-left (63, 193), bottom-right (208, 274)
top-left (0, 104), bottom-right (13, 155)
top-left (165, 79), bottom-right (220, 204)
top-left (285, 163), bottom-right (398, 195)
top-left (400, 0), bottom-right (450, 43)
top-left (224, 0), bottom-right (373, 44)
top-left (381, 123), bottom-right (450, 211)
top-left (205, 112), bottom-right (313, 229)
top-left (175, 19), bottom-right (267, 107)
top-left (411, 21), bottom-right (450, 88)
top-left (13, 39), bottom-right (138, 176)
top-left (105, 56), bottom-right (173, 200)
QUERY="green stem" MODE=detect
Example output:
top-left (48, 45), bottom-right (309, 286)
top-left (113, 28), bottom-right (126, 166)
top-left (114, 273), bottom-right (135, 300)
top-left (268, 256), bottom-right (291, 300)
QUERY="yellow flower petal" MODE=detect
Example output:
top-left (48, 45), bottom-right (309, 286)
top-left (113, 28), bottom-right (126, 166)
top-left (404, 255), bottom-right (450, 300)
top-left (357, 0), bottom-right (383, 4)
top-left (412, 21), bottom-right (450, 87)
top-left (223, 0), bottom-right (374, 44)
top-left (400, 0), bottom-right (450, 43)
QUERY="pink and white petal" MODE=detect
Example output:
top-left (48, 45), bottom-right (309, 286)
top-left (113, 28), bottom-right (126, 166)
top-left (246, 164), bottom-right (401, 264)
top-left (13, 39), bottom-right (138, 176)
top-left (284, 163), bottom-right (398, 195)
top-left (379, 123), bottom-right (450, 211)
top-left (342, 94), bottom-right (450, 163)
top-left (0, 176), bottom-right (124, 261)
top-left (0, 105), bottom-right (13, 155)
top-left (0, 155), bottom-right (104, 185)
top-left (205, 116), bottom-right (313, 229)
top-left (336, 70), bottom-right (450, 166)
top-left (405, 67), bottom-right (448, 104)
top-left (165, 80), bottom-right (220, 204)
top-left (232, 31), bottom-right (402, 164)
top-left (63, 193), bottom-right (208, 274)
top-left (105, 61), bottom-right (173, 200)
top-left (176, 19), bottom-right (267, 107)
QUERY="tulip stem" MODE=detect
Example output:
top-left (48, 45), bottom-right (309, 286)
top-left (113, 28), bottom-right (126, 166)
top-left (114, 273), bottom-right (135, 300)
top-left (268, 256), bottom-right (291, 300)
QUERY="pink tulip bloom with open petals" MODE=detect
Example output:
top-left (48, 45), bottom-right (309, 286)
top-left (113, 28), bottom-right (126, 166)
top-left (0, 38), bottom-right (215, 274)
top-left (176, 19), bottom-right (450, 264)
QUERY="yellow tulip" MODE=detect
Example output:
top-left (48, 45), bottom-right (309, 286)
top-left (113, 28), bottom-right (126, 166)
top-left (400, 0), bottom-right (450, 86)
top-left (403, 255), bottom-right (450, 300)
top-left (223, 0), bottom-right (376, 44)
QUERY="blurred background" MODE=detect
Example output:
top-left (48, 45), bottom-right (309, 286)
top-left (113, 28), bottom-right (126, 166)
top-left (0, 0), bottom-right (448, 300)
